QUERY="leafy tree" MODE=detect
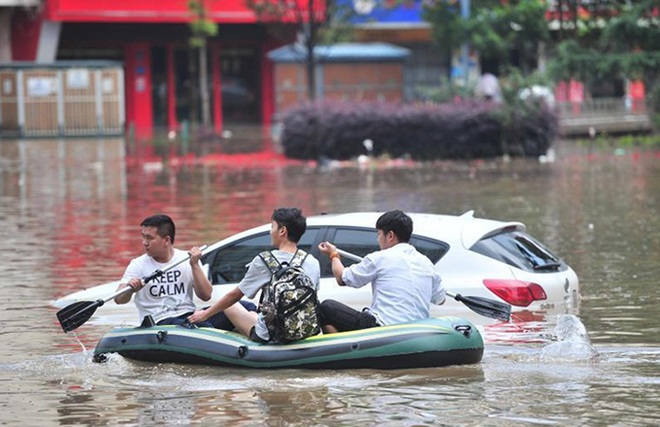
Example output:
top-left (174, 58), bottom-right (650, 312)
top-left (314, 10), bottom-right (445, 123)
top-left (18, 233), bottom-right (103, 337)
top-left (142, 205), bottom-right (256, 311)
top-left (423, 0), bottom-right (549, 77)
top-left (422, 0), bottom-right (467, 80)
top-left (547, 0), bottom-right (660, 119)
top-left (246, 0), bottom-right (354, 100)
top-left (188, 0), bottom-right (218, 127)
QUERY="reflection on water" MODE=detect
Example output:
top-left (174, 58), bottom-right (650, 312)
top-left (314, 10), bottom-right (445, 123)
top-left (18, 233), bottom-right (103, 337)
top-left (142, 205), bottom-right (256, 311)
top-left (1, 137), bottom-right (660, 425)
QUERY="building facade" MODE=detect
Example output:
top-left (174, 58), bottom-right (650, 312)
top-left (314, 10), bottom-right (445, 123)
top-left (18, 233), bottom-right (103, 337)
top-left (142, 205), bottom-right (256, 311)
top-left (5, 0), bottom-right (304, 140)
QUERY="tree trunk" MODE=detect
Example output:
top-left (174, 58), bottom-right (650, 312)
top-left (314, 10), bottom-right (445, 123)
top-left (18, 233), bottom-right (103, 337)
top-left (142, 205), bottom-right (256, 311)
top-left (305, 0), bottom-right (317, 101)
top-left (189, 49), bottom-right (198, 124)
top-left (199, 44), bottom-right (211, 127)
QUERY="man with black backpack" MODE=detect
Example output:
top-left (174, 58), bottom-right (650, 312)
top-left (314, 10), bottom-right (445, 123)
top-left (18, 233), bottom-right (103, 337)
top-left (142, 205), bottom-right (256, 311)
top-left (188, 207), bottom-right (321, 343)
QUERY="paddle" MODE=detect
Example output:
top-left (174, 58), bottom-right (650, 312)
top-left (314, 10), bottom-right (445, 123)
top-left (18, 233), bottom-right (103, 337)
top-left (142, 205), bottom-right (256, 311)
top-left (56, 245), bottom-right (208, 332)
top-left (334, 248), bottom-right (512, 322)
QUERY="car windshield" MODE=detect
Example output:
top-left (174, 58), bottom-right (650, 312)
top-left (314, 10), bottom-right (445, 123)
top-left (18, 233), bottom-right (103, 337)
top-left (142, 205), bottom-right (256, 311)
top-left (470, 229), bottom-right (565, 273)
top-left (207, 228), bottom-right (321, 284)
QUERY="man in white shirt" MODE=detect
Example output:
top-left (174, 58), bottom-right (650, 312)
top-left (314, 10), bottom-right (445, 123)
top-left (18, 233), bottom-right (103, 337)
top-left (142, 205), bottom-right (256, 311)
top-left (115, 214), bottom-right (255, 327)
top-left (317, 210), bottom-right (446, 333)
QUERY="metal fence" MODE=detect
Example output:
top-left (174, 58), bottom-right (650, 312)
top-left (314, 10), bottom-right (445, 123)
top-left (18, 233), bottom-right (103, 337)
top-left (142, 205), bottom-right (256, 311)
top-left (557, 97), bottom-right (652, 135)
top-left (0, 61), bottom-right (124, 137)
top-left (557, 97), bottom-right (647, 116)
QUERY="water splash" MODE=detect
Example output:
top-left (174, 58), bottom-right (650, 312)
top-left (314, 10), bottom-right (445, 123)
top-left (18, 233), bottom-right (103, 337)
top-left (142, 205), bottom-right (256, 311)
top-left (540, 314), bottom-right (599, 362)
top-left (70, 330), bottom-right (88, 354)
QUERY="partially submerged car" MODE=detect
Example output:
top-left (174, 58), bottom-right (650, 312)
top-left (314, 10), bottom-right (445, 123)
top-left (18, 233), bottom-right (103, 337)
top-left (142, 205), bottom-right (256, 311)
top-left (53, 211), bottom-right (580, 328)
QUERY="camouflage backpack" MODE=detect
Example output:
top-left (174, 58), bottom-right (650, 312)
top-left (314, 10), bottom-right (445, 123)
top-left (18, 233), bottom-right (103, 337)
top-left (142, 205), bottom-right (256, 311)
top-left (258, 249), bottom-right (320, 343)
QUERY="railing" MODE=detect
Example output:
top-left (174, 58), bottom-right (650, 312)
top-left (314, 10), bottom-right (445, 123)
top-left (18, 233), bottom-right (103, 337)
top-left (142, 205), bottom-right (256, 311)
top-left (557, 97), bottom-right (647, 116)
top-left (557, 97), bottom-right (651, 135)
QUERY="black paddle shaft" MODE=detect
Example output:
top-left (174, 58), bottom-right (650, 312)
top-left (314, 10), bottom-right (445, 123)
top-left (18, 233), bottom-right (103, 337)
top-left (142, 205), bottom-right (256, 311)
top-left (334, 248), bottom-right (511, 322)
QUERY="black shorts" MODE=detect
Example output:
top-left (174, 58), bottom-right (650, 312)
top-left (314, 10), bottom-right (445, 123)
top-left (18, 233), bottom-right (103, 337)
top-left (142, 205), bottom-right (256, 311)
top-left (207, 300), bottom-right (257, 331)
top-left (317, 299), bottom-right (379, 332)
top-left (249, 326), bottom-right (269, 343)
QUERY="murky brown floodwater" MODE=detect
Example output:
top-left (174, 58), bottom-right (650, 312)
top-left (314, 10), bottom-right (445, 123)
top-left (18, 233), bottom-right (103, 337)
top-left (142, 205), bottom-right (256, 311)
top-left (1, 137), bottom-right (659, 425)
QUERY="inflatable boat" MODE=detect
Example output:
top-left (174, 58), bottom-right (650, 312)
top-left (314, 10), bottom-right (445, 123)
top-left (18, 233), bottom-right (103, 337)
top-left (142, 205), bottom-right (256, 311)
top-left (93, 316), bottom-right (484, 369)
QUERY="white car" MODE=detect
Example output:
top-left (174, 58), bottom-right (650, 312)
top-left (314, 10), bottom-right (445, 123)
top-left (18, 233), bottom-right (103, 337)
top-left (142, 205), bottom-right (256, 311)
top-left (53, 211), bottom-right (580, 327)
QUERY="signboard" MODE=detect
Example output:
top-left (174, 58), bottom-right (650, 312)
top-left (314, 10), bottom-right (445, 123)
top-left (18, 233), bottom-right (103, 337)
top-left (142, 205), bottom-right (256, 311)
top-left (67, 69), bottom-right (90, 89)
top-left (27, 77), bottom-right (56, 97)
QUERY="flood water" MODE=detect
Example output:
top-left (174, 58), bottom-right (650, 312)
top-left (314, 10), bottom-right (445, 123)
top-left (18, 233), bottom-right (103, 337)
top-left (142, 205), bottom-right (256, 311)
top-left (0, 137), bottom-right (659, 425)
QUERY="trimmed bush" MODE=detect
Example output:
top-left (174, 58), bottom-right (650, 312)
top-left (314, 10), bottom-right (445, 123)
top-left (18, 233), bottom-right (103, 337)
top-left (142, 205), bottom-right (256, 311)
top-left (279, 99), bottom-right (557, 160)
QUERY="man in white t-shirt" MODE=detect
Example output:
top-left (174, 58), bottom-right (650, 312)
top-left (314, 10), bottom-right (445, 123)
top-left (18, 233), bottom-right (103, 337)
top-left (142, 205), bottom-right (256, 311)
top-left (115, 214), bottom-right (255, 327)
top-left (188, 208), bottom-right (320, 342)
top-left (317, 210), bottom-right (446, 333)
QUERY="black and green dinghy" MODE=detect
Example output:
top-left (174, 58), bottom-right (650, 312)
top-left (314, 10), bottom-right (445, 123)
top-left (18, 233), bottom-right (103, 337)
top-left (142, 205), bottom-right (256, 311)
top-left (93, 316), bottom-right (484, 369)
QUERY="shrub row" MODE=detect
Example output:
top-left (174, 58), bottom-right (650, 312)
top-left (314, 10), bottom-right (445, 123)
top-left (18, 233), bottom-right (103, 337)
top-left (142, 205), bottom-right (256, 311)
top-left (278, 99), bottom-right (557, 160)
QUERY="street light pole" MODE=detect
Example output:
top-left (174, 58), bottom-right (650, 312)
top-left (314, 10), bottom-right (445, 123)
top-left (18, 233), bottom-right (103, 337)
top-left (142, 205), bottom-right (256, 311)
top-left (460, 0), bottom-right (471, 89)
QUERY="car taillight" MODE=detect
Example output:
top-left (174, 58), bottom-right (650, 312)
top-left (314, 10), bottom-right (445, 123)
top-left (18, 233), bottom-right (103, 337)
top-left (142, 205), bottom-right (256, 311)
top-left (483, 279), bottom-right (547, 307)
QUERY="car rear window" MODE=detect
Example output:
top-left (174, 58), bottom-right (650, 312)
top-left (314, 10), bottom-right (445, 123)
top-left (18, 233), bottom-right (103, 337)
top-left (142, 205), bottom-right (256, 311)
top-left (324, 227), bottom-right (449, 277)
top-left (470, 229), bottom-right (566, 273)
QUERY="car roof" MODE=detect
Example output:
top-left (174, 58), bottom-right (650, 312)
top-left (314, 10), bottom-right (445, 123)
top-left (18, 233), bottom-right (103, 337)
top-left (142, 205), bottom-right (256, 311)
top-left (308, 211), bottom-right (526, 249)
top-left (206, 211), bottom-right (526, 252)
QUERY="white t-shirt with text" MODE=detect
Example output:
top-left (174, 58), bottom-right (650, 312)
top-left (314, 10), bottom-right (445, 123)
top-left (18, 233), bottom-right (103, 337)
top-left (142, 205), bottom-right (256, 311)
top-left (121, 249), bottom-right (198, 323)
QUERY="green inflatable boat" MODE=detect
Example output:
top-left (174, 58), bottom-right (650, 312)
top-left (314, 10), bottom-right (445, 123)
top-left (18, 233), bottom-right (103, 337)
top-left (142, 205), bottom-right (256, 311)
top-left (93, 316), bottom-right (484, 369)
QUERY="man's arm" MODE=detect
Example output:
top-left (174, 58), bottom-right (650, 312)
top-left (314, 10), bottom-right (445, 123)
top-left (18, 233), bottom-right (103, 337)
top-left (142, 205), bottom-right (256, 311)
top-left (115, 279), bottom-right (139, 304)
top-left (189, 246), bottom-right (213, 301)
top-left (330, 256), bottom-right (346, 286)
top-left (431, 271), bottom-right (446, 305)
top-left (115, 260), bottom-right (143, 304)
top-left (187, 286), bottom-right (245, 323)
top-left (318, 242), bottom-right (346, 286)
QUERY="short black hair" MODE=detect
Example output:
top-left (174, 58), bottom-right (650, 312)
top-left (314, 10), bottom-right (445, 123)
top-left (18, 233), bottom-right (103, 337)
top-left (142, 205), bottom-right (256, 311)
top-left (272, 207), bottom-right (307, 243)
top-left (141, 214), bottom-right (176, 244)
top-left (375, 210), bottom-right (413, 243)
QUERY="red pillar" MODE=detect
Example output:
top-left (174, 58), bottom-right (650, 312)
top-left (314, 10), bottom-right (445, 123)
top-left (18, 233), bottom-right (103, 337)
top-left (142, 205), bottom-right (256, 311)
top-left (11, 10), bottom-right (42, 60)
top-left (124, 42), bottom-right (153, 140)
top-left (212, 43), bottom-right (223, 135)
top-left (166, 45), bottom-right (178, 133)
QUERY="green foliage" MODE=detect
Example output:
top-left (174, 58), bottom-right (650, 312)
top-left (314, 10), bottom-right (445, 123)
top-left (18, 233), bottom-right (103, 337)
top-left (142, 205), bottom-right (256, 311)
top-left (188, 0), bottom-right (218, 47)
top-left (244, 0), bottom-right (359, 100)
top-left (422, 1), bottom-right (467, 61)
top-left (600, 0), bottom-right (660, 53)
top-left (497, 68), bottom-right (550, 104)
top-left (649, 83), bottom-right (660, 131)
top-left (468, 0), bottom-right (548, 69)
top-left (318, 1), bottom-right (357, 43)
top-left (576, 134), bottom-right (660, 148)
top-left (423, 0), bottom-right (549, 73)
top-left (547, 0), bottom-right (660, 106)
top-left (414, 77), bottom-right (465, 103)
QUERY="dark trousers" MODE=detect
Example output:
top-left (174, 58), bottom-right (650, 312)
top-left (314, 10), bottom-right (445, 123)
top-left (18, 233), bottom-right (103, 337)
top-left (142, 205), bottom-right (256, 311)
top-left (318, 299), bottom-right (379, 332)
top-left (156, 300), bottom-right (257, 330)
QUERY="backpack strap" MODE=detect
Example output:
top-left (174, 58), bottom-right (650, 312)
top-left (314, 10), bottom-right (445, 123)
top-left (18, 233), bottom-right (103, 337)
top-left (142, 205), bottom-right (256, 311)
top-left (289, 249), bottom-right (309, 268)
top-left (258, 250), bottom-right (281, 274)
